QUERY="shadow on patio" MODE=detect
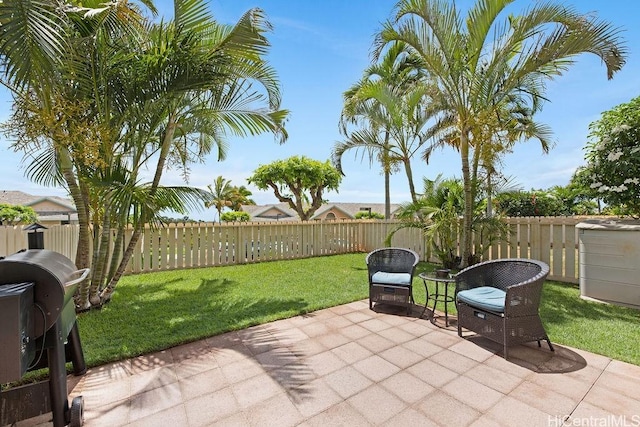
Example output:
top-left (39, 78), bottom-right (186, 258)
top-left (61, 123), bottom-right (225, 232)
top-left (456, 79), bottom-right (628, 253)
top-left (20, 299), bottom-right (640, 426)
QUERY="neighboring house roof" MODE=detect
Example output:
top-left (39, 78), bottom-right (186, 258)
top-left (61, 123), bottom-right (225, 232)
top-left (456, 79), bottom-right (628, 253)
top-left (310, 202), bottom-right (400, 219)
top-left (241, 202), bottom-right (401, 221)
top-left (0, 190), bottom-right (78, 222)
top-left (311, 204), bottom-right (353, 220)
top-left (0, 190), bottom-right (76, 210)
top-left (241, 203), bottom-right (299, 221)
top-left (27, 196), bottom-right (76, 212)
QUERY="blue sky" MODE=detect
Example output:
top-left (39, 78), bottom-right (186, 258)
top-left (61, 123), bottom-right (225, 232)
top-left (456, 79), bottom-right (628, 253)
top-left (1, 0), bottom-right (638, 222)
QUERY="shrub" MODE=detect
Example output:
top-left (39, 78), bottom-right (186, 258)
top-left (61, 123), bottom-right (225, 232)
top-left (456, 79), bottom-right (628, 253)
top-left (221, 211), bottom-right (250, 222)
top-left (584, 96), bottom-right (640, 218)
top-left (354, 211), bottom-right (384, 219)
top-left (0, 204), bottom-right (37, 225)
top-left (495, 191), bottom-right (565, 216)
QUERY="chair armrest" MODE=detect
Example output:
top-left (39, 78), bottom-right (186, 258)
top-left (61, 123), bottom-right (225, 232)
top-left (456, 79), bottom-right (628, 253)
top-left (503, 278), bottom-right (545, 317)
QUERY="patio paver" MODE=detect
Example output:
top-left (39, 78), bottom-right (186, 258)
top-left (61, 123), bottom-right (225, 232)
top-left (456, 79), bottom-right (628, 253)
top-left (15, 299), bottom-right (640, 426)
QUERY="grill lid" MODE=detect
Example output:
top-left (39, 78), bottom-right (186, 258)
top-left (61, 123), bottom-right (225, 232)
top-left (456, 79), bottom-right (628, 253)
top-left (0, 249), bottom-right (87, 336)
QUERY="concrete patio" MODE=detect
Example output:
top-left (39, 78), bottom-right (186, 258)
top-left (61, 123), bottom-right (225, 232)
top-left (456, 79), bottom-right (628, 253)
top-left (21, 300), bottom-right (640, 426)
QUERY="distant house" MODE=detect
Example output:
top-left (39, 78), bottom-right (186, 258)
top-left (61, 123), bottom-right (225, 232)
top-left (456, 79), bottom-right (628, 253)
top-left (0, 190), bottom-right (78, 226)
top-left (241, 202), bottom-right (400, 222)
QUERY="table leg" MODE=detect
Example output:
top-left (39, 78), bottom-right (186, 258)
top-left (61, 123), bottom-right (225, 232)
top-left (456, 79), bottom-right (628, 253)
top-left (420, 279), bottom-right (429, 318)
top-left (430, 282), bottom-right (439, 323)
top-left (443, 281), bottom-right (449, 327)
top-left (418, 276), bottom-right (455, 327)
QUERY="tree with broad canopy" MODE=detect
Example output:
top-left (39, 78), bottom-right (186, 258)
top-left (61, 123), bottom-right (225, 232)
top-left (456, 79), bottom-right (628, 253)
top-left (248, 156), bottom-right (342, 221)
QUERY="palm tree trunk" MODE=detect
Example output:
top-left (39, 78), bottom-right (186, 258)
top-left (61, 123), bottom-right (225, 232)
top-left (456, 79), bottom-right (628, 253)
top-left (403, 157), bottom-right (418, 204)
top-left (57, 147), bottom-right (93, 310)
top-left (75, 180), bottom-right (92, 270)
top-left (101, 226), bottom-right (142, 302)
top-left (107, 224), bottom-right (125, 283)
top-left (59, 148), bottom-right (90, 267)
top-left (384, 169), bottom-right (391, 219)
top-left (100, 116), bottom-right (178, 302)
top-left (486, 172), bottom-right (493, 218)
top-left (383, 133), bottom-right (391, 219)
top-left (89, 202), bottom-right (113, 305)
top-left (460, 132), bottom-right (473, 268)
top-left (469, 134), bottom-right (484, 258)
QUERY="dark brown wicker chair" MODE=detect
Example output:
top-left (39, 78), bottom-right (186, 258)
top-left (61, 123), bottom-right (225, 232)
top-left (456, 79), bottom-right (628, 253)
top-left (366, 247), bottom-right (419, 314)
top-left (455, 258), bottom-right (553, 359)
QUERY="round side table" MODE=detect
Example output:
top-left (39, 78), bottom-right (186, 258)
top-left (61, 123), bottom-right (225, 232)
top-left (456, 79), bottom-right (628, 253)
top-left (418, 272), bottom-right (456, 326)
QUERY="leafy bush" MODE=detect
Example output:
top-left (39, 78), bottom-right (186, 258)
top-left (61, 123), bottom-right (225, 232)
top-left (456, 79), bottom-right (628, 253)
top-left (0, 204), bottom-right (37, 225)
top-left (354, 211), bottom-right (384, 219)
top-left (221, 211), bottom-right (250, 222)
top-left (584, 96), bottom-right (640, 217)
top-left (495, 191), bottom-right (566, 216)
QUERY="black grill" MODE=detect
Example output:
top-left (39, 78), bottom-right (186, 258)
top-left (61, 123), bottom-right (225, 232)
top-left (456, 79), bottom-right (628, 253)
top-left (0, 249), bottom-right (89, 427)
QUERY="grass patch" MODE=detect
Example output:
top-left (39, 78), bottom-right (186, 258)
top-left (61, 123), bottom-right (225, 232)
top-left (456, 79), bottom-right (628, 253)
top-left (541, 280), bottom-right (640, 365)
top-left (76, 254), bottom-right (640, 367)
top-left (79, 253), bottom-right (372, 366)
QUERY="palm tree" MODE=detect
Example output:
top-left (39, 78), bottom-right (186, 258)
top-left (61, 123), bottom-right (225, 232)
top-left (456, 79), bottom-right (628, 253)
top-left (336, 88), bottom-right (437, 207)
top-left (386, 175), bottom-right (464, 268)
top-left (4, 1), bottom-right (288, 308)
top-left (2, 0), bottom-right (158, 306)
top-left (229, 185), bottom-right (255, 211)
top-left (334, 107), bottom-right (397, 218)
top-left (98, 3), bottom-right (288, 304)
top-left (335, 42), bottom-right (428, 215)
top-left (206, 176), bottom-right (235, 222)
top-left (376, 0), bottom-right (627, 266)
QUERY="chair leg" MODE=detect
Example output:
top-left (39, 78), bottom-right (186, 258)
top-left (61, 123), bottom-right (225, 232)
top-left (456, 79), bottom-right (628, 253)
top-left (503, 326), bottom-right (509, 360)
top-left (537, 338), bottom-right (555, 352)
top-left (369, 285), bottom-right (373, 310)
top-left (547, 339), bottom-right (555, 352)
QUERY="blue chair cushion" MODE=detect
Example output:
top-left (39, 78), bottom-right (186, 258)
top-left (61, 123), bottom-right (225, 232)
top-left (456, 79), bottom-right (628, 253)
top-left (371, 272), bottom-right (411, 286)
top-left (457, 286), bottom-right (506, 313)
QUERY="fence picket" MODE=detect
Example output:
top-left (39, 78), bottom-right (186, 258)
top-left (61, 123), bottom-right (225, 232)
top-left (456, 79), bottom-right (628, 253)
top-left (565, 222), bottom-right (578, 282)
top-left (552, 222), bottom-right (564, 279)
top-left (539, 222), bottom-right (551, 266)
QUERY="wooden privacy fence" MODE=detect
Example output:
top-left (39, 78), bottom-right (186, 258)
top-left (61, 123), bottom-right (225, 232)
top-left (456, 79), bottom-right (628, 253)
top-left (501, 217), bottom-right (582, 284)
top-left (0, 225), bottom-right (79, 260)
top-left (0, 217), bottom-right (594, 283)
top-left (129, 221), bottom-right (425, 273)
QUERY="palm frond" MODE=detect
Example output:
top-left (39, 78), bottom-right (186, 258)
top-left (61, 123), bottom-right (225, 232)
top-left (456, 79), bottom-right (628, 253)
top-left (0, 0), bottom-right (67, 91)
top-left (174, 0), bottom-right (211, 34)
top-left (23, 143), bottom-right (65, 187)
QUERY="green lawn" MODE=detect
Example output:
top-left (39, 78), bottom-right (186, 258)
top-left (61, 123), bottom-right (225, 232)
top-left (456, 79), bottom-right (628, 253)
top-left (540, 280), bottom-right (640, 365)
top-left (77, 253), bottom-right (640, 367)
top-left (78, 253), bottom-right (373, 366)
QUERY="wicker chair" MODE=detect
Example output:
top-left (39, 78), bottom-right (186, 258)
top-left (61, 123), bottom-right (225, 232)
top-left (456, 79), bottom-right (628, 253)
top-left (366, 247), bottom-right (419, 314)
top-left (455, 258), bottom-right (554, 359)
